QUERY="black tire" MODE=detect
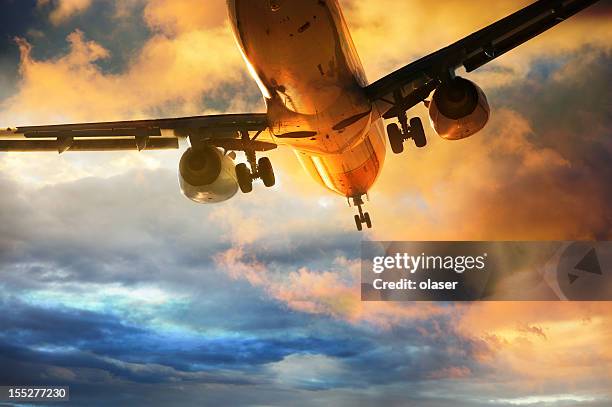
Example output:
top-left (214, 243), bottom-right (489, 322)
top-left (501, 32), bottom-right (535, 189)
top-left (410, 117), bottom-right (427, 148)
top-left (354, 215), bottom-right (363, 231)
top-left (387, 123), bottom-right (404, 154)
top-left (258, 157), bottom-right (275, 187)
top-left (364, 212), bottom-right (372, 229)
top-left (235, 163), bottom-right (253, 193)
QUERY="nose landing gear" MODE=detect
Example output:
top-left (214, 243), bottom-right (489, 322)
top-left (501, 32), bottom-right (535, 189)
top-left (352, 196), bottom-right (372, 231)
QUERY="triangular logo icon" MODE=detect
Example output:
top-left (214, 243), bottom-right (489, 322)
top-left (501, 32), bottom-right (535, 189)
top-left (574, 248), bottom-right (602, 275)
top-left (568, 273), bottom-right (579, 284)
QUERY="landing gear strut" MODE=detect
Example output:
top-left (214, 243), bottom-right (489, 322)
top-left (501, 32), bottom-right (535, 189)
top-left (352, 196), bottom-right (372, 231)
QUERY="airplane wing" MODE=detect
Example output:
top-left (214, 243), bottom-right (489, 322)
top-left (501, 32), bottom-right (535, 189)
top-left (0, 113), bottom-right (276, 153)
top-left (365, 0), bottom-right (599, 119)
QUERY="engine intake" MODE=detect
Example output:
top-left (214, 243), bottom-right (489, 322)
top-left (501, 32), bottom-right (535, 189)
top-left (179, 147), bottom-right (238, 204)
top-left (428, 77), bottom-right (490, 140)
top-left (180, 146), bottom-right (222, 186)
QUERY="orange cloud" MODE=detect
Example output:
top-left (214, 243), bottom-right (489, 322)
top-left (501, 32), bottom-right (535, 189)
top-left (454, 302), bottom-right (612, 391)
top-left (366, 105), bottom-right (610, 241)
top-left (1, 30), bottom-right (247, 124)
top-left (215, 234), bottom-right (612, 391)
top-left (213, 233), bottom-right (450, 328)
top-left (343, 0), bottom-right (612, 86)
top-left (1, 2), bottom-right (254, 126)
top-left (2, 1), bottom-right (608, 245)
top-left (144, 0), bottom-right (228, 35)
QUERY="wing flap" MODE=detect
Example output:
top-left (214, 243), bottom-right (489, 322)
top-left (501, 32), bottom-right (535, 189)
top-left (21, 127), bottom-right (162, 138)
top-left (1, 113), bottom-right (273, 153)
top-left (14, 113), bottom-right (269, 133)
top-left (0, 137), bottom-right (179, 152)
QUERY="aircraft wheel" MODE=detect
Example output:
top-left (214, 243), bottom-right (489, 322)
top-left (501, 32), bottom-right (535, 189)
top-left (354, 215), bottom-right (363, 231)
top-left (258, 157), bottom-right (275, 187)
top-left (387, 123), bottom-right (404, 154)
top-left (236, 163), bottom-right (253, 193)
top-left (364, 212), bottom-right (372, 229)
top-left (410, 117), bottom-right (427, 148)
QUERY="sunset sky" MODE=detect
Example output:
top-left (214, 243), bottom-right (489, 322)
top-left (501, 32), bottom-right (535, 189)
top-left (0, 0), bottom-right (611, 405)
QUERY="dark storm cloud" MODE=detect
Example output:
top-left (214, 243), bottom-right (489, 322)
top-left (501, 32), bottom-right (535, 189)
top-left (497, 48), bottom-right (611, 142)
top-left (485, 47), bottom-right (612, 238)
top-left (373, 46), bottom-right (612, 240)
top-left (0, 299), bottom-right (370, 382)
top-left (0, 297), bottom-right (143, 344)
top-left (0, 298), bottom-right (488, 401)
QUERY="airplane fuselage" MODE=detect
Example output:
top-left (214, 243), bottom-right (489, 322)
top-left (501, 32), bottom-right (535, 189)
top-left (228, 0), bottom-right (386, 198)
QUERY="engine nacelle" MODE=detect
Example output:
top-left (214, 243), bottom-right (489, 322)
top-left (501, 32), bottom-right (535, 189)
top-left (179, 146), bottom-right (238, 204)
top-left (428, 77), bottom-right (490, 140)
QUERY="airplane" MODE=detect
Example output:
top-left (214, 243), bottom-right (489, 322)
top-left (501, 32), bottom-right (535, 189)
top-left (0, 0), bottom-right (600, 231)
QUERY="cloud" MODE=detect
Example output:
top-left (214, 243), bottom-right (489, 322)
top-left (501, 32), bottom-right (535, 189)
top-left (214, 244), bottom-right (450, 328)
top-left (343, 0), bottom-right (612, 86)
top-left (1, 161), bottom-right (606, 397)
top-left (143, 0), bottom-right (228, 35)
top-left (427, 365), bottom-right (472, 380)
top-left (452, 301), bottom-right (612, 397)
top-left (1, 29), bottom-right (249, 126)
top-left (0, 298), bottom-right (365, 380)
top-left (268, 354), bottom-right (347, 390)
top-left (1, 1), bottom-right (256, 127)
top-left (38, 0), bottom-right (93, 25)
top-left (0, 1), bottom-right (611, 405)
top-left (366, 49), bottom-right (612, 241)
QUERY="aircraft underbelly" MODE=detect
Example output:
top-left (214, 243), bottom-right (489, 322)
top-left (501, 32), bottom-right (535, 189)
top-left (229, 0), bottom-right (386, 197)
top-left (232, 0), bottom-right (365, 113)
top-left (296, 120), bottom-right (386, 197)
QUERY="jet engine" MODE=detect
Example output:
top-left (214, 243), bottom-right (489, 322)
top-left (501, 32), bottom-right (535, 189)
top-left (428, 77), bottom-right (490, 140)
top-left (178, 146), bottom-right (238, 204)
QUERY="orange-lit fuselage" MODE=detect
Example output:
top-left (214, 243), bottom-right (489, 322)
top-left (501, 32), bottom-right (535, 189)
top-left (228, 0), bottom-right (386, 198)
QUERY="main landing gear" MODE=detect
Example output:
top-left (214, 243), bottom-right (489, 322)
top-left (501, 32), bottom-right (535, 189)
top-left (234, 129), bottom-right (276, 194)
top-left (385, 88), bottom-right (428, 154)
top-left (387, 115), bottom-right (427, 154)
top-left (236, 149), bottom-right (275, 193)
top-left (352, 196), bottom-right (372, 231)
